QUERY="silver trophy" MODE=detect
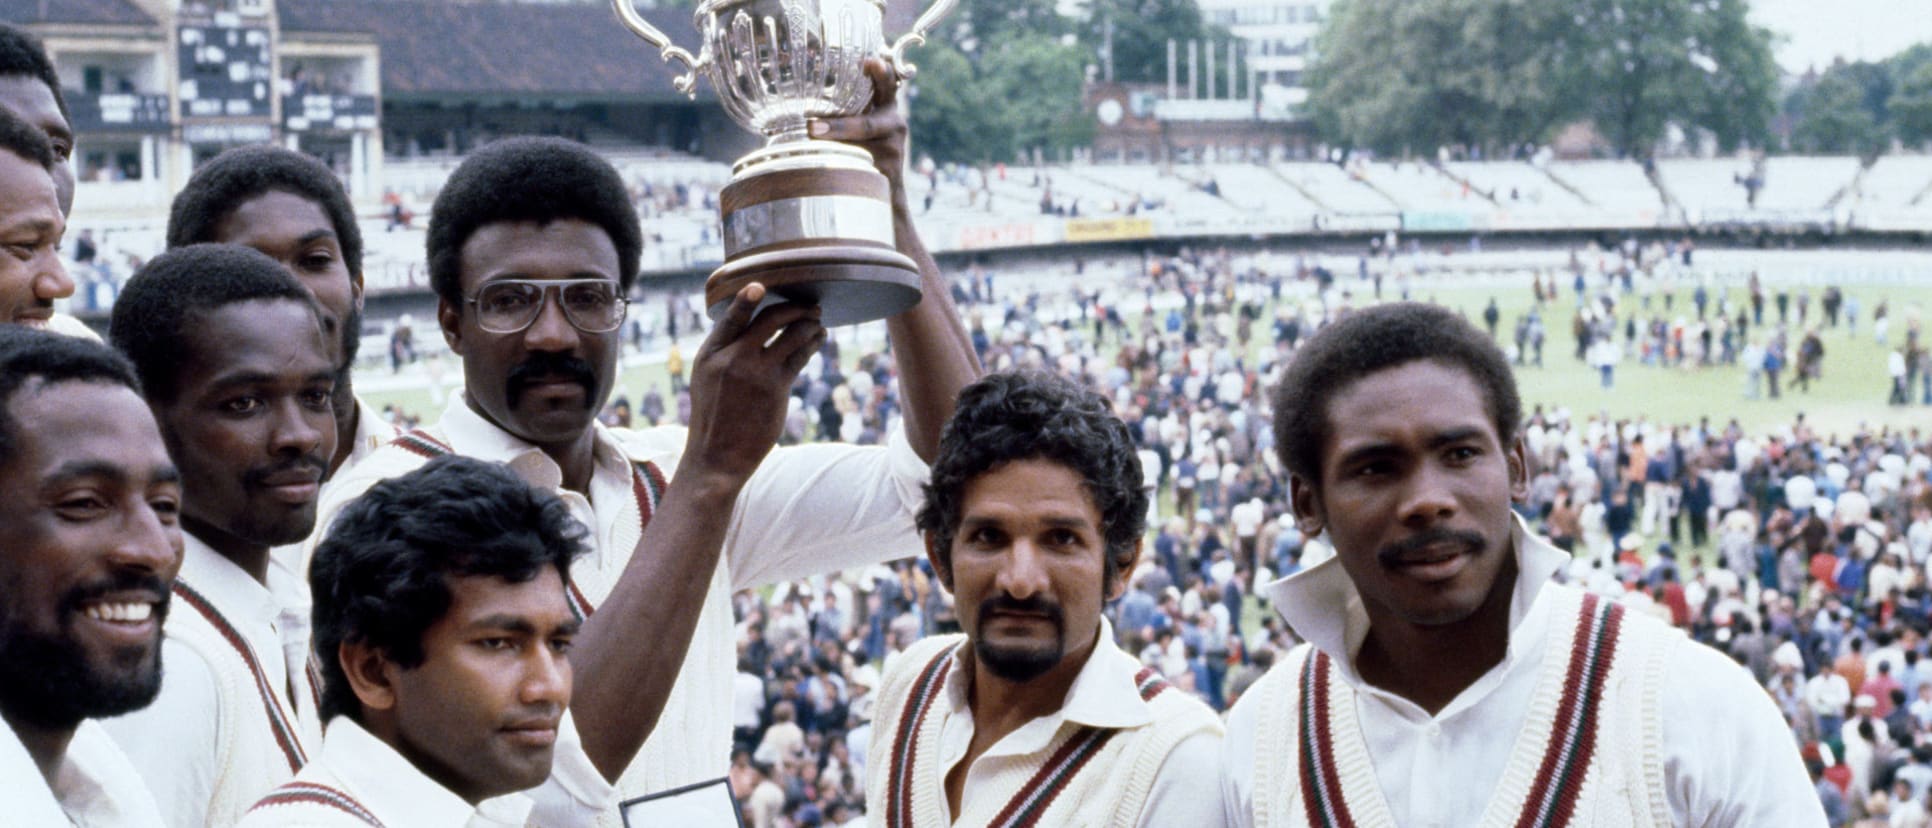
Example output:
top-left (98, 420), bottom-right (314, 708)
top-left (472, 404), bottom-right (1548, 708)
top-left (613, 0), bottom-right (956, 325)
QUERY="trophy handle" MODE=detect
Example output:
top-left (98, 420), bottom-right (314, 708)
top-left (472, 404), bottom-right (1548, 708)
top-left (884, 0), bottom-right (959, 81)
top-left (611, 0), bottom-right (706, 96)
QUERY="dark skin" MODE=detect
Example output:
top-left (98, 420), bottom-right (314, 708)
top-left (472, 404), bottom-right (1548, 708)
top-left (570, 282), bottom-right (825, 779)
top-left (1290, 361), bottom-right (1528, 714)
top-left (809, 57), bottom-right (981, 462)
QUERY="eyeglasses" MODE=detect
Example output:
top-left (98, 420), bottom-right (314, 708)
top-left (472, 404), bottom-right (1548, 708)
top-left (465, 279), bottom-right (629, 334)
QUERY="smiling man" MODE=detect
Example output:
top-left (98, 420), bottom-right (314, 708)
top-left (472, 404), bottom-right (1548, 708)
top-left (102, 244), bottom-right (339, 827)
top-left (866, 371), bottom-right (1222, 827)
top-left (0, 107), bottom-right (73, 331)
top-left (1221, 302), bottom-right (1821, 827)
top-left (240, 456), bottom-right (590, 826)
top-left (0, 327), bottom-right (179, 827)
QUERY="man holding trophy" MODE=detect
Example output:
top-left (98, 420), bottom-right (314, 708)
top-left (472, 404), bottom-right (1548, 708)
top-left (309, 2), bottom-right (979, 821)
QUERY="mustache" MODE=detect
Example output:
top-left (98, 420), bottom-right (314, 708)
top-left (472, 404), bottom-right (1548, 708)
top-left (243, 456), bottom-right (330, 490)
top-left (1376, 528), bottom-right (1486, 567)
top-left (978, 594), bottom-right (1065, 626)
top-left (60, 571), bottom-right (173, 620)
top-left (506, 352), bottom-right (598, 408)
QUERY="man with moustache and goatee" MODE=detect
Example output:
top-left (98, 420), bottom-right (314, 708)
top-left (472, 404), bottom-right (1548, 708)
top-left (866, 371), bottom-right (1223, 827)
top-left (0, 327), bottom-right (180, 826)
top-left (102, 245), bottom-right (339, 827)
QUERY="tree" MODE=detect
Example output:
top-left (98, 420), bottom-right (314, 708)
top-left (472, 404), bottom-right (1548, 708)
top-left (1306, 0), bottom-right (1568, 157)
top-left (1894, 61), bottom-right (1932, 148)
top-left (1305, 0), bottom-right (1778, 159)
top-left (1555, 0), bottom-right (1778, 158)
top-left (1787, 70), bottom-right (1886, 156)
top-left (1884, 44), bottom-right (1932, 149)
top-left (906, 35), bottom-right (1093, 163)
top-left (1077, 0), bottom-right (1219, 85)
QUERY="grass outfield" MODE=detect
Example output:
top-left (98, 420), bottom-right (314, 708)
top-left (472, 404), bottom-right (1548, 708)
top-left (362, 274), bottom-right (1932, 439)
top-left (1406, 280), bottom-right (1932, 439)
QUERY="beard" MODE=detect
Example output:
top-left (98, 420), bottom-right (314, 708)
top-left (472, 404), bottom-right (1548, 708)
top-left (0, 587), bottom-right (168, 727)
top-left (972, 595), bottom-right (1066, 682)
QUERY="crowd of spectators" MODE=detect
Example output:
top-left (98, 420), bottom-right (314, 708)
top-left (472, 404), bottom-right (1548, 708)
top-left (357, 239), bottom-right (1932, 827)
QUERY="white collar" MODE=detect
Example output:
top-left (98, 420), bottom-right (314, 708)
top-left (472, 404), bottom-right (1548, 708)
top-left (178, 533), bottom-right (281, 630)
top-left (437, 396), bottom-right (630, 490)
top-left (349, 395), bottom-right (401, 463)
top-left (943, 616), bottom-right (1154, 759)
top-left (1264, 514), bottom-right (1568, 703)
top-left (1, 717), bottom-right (164, 827)
top-left (318, 717), bottom-right (533, 827)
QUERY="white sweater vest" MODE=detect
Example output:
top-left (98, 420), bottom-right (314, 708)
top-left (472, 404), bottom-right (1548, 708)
top-left (167, 579), bottom-right (320, 828)
top-left (238, 780), bottom-right (385, 827)
top-left (867, 633), bottom-right (1220, 828)
top-left (1247, 587), bottom-right (1674, 828)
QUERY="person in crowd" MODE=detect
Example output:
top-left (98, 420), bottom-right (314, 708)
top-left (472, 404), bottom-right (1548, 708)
top-left (0, 328), bottom-right (178, 826)
top-left (239, 456), bottom-right (596, 825)
top-left (1222, 302), bottom-right (1822, 826)
top-left (100, 245), bottom-right (338, 826)
top-left (310, 58), bottom-right (977, 824)
top-left (166, 144), bottom-right (389, 474)
top-left (0, 107), bottom-right (72, 331)
top-left (0, 24), bottom-right (73, 216)
top-left (869, 370), bottom-right (1223, 826)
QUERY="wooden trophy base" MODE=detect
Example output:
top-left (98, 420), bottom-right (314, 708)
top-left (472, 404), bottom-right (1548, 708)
top-left (705, 243), bottom-right (922, 326)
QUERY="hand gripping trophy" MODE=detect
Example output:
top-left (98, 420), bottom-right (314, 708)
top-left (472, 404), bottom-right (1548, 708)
top-left (612, 0), bottom-right (956, 325)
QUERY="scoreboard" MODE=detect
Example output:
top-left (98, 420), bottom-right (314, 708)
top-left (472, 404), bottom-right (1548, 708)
top-left (178, 19), bottom-right (273, 119)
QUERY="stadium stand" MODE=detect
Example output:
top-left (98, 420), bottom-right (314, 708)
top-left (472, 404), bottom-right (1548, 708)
top-left (1657, 157), bottom-right (1759, 215)
top-left (1274, 162), bottom-right (1399, 213)
top-left (1854, 155), bottom-right (1932, 209)
top-left (1544, 160), bottom-right (1664, 214)
top-left (1756, 156), bottom-right (1862, 211)
top-left (1444, 161), bottom-right (1595, 212)
top-left (1206, 163), bottom-right (1323, 219)
top-left (1358, 161), bottom-right (1472, 212)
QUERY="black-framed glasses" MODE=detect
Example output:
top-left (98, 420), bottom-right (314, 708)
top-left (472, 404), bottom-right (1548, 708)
top-left (465, 279), bottom-right (629, 334)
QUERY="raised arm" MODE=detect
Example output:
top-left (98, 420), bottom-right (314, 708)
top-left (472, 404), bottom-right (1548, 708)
top-left (568, 284), bottom-right (825, 780)
top-left (811, 57), bottom-right (981, 462)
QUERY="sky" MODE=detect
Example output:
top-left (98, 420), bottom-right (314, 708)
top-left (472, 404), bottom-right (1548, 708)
top-left (1751, 0), bottom-right (1932, 74)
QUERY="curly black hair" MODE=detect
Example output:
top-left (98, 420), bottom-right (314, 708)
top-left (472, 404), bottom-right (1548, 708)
top-left (0, 105), bottom-right (53, 171)
top-left (425, 136), bottom-right (641, 310)
top-left (108, 244), bottom-right (319, 404)
top-left (916, 370), bottom-right (1148, 589)
top-left (166, 145), bottom-right (365, 282)
top-left (164, 145), bottom-right (365, 365)
top-left (1271, 301), bottom-right (1521, 487)
top-left (0, 327), bottom-right (140, 471)
top-left (0, 25), bottom-right (67, 122)
top-left (309, 454), bottom-right (589, 723)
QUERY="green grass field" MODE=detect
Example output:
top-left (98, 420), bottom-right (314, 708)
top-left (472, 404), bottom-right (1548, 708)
top-left (363, 273), bottom-right (1932, 440)
top-left (1413, 280), bottom-right (1932, 439)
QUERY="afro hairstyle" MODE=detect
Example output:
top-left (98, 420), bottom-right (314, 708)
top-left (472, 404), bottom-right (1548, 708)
top-left (109, 244), bottom-right (321, 404)
top-left (166, 144), bottom-right (365, 282)
top-left (1271, 301), bottom-right (1522, 487)
top-left (0, 326), bottom-right (141, 471)
top-left (0, 25), bottom-right (66, 122)
top-left (425, 136), bottom-right (641, 309)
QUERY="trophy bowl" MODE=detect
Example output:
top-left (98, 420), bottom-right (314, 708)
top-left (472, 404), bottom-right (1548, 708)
top-left (613, 0), bottom-right (957, 325)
